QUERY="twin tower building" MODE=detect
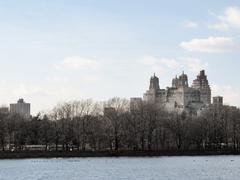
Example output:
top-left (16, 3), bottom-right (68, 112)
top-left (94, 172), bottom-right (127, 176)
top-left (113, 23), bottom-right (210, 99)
top-left (130, 70), bottom-right (217, 115)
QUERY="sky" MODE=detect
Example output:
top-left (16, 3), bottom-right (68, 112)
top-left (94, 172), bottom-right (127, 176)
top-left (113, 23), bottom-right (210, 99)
top-left (0, 0), bottom-right (240, 114)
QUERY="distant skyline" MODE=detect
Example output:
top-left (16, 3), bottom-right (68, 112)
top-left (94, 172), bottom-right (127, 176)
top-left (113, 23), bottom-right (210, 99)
top-left (0, 0), bottom-right (240, 114)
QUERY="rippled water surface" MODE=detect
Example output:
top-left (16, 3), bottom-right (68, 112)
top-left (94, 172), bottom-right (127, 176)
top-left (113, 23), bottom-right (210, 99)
top-left (0, 156), bottom-right (239, 180)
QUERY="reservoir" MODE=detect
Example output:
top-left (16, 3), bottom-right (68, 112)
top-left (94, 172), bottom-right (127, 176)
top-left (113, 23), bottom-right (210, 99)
top-left (0, 156), bottom-right (238, 180)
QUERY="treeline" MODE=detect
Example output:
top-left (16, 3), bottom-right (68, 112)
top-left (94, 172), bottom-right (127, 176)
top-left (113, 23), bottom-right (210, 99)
top-left (0, 97), bottom-right (240, 152)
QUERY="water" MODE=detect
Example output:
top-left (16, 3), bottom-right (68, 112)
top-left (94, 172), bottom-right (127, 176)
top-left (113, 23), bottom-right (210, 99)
top-left (0, 156), bottom-right (239, 180)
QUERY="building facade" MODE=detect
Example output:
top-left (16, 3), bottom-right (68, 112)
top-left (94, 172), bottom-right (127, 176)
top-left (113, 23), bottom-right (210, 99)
top-left (131, 70), bottom-right (212, 115)
top-left (10, 99), bottom-right (31, 118)
top-left (0, 107), bottom-right (9, 114)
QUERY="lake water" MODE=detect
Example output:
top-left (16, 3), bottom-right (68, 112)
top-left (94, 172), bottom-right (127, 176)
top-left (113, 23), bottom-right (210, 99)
top-left (0, 156), bottom-right (239, 180)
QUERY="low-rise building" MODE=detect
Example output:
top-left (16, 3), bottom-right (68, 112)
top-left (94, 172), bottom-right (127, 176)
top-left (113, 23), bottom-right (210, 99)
top-left (0, 106), bottom-right (9, 114)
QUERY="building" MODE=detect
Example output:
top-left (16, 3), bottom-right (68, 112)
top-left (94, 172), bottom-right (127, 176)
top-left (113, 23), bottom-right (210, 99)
top-left (0, 106), bottom-right (9, 114)
top-left (192, 70), bottom-right (211, 105)
top-left (104, 107), bottom-right (116, 117)
top-left (130, 97), bottom-right (143, 112)
top-left (131, 70), bottom-right (212, 115)
top-left (10, 99), bottom-right (31, 118)
top-left (213, 96), bottom-right (223, 107)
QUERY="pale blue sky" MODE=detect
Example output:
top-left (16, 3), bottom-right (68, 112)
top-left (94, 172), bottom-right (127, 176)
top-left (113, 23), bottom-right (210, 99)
top-left (0, 0), bottom-right (240, 114)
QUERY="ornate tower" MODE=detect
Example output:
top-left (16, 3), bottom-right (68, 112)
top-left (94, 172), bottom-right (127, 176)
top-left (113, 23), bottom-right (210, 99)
top-left (143, 73), bottom-right (160, 103)
top-left (192, 70), bottom-right (211, 105)
top-left (149, 73), bottom-right (160, 90)
top-left (172, 72), bottom-right (189, 88)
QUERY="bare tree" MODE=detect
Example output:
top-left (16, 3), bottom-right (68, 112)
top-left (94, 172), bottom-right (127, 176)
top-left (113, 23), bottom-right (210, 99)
top-left (104, 97), bottom-right (129, 151)
top-left (0, 113), bottom-right (7, 151)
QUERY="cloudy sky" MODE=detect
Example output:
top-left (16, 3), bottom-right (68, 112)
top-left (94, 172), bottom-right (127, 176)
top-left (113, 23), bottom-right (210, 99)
top-left (0, 0), bottom-right (240, 114)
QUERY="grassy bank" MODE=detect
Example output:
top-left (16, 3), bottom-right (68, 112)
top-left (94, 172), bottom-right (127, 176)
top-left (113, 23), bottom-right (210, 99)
top-left (0, 150), bottom-right (240, 159)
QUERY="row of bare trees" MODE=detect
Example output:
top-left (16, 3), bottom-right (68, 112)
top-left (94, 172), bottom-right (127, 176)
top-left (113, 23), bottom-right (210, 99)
top-left (0, 97), bottom-right (239, 152)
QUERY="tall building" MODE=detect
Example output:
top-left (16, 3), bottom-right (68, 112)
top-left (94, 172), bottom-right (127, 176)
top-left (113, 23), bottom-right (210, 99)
top-left (10, 99), bottom-right (31, 118)
top-left (192, 70), bottom-right (211, 105)
top-left (131, 70), bottom-right (212, 115)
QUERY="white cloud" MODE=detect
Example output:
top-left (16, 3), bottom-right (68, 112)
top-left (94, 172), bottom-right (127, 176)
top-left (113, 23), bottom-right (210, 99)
top-left (140, 56), bottom-right (179, 75)
top-left (141, 55), bottom-right (159, 66)
top-left (79, 76), bottom-right (98, 83)
top-left (180, 36), bottom-right (239, 53)
top-left (46, 77), bottom-right (68, 82)
top-left (141, 55), bottom-right (179, 68)
top-left (56, 56), bottom-right (99, 70)
top-left (210, 6), bottom-right (240, 30)
top-left (212, 84), bottom-right (240, 107)
top-left (183, 20), bottom-right (199, 28)
top-left (159, 58), bottom-right (180, 69)
top-left (181, 57), bottom-right (208, 73)
top-left (140, 55), bottom-right (207, 74)
top-left (10, 84), bottom-right (75, 99)
top-left (209, 22), bottom-right (229, 31)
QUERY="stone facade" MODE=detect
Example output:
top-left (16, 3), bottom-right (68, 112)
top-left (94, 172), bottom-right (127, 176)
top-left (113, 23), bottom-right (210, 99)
top-left (213, 96), bottom-right (223, 107)
top-left (10, 98), bottom-right (31, 118)
top-left (131, 70), bottom-right (212, 115)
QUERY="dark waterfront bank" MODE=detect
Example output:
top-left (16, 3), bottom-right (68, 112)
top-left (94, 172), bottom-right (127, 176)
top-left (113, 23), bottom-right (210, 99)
top-left (1, 150), bottom-right (240, 159)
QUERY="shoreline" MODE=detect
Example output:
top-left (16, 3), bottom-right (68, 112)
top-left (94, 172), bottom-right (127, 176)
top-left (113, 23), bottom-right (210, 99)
top-left (0, 150), bottom-right (240, 159)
